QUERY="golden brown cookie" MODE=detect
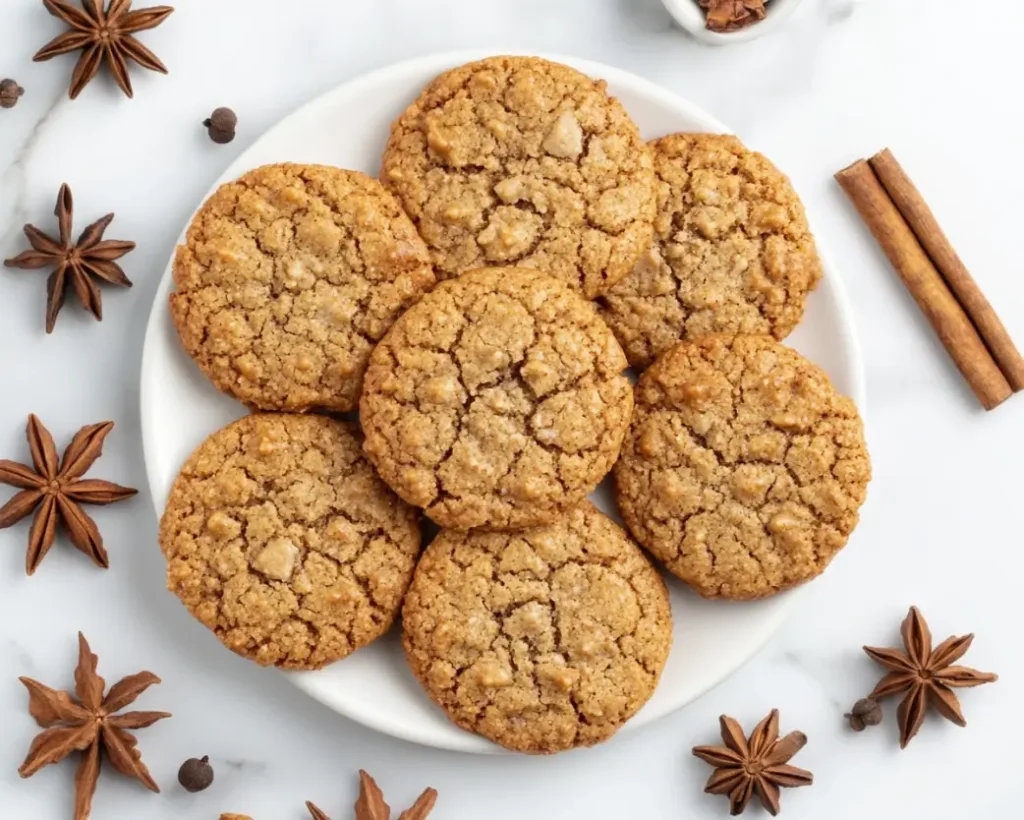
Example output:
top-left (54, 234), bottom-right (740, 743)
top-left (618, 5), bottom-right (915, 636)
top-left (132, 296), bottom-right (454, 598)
top-left (402, 502), bottom-right (672, 754)
top-left (159, 414), bottom-right (421, 669)
top-left (600, 134), bottom-right (823, 368)
top-left (170, 163), bottom-right (435, 412)
top-left (615, 335), bottom-right (870, 599)
top-left (360, 267), bottom-right (633, 530)
top-left (381, 56), bottom-right (656, 299)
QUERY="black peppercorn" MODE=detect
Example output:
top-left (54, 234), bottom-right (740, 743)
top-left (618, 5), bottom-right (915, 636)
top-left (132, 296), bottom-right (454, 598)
top-left (178, 755), bottom-right (215, 792)
top-left (203, 107), bottom-right (237, 144)
top-left (845, 697), bottom-right (882, 731)
top-left (0, 79), bottom-right (24, 109)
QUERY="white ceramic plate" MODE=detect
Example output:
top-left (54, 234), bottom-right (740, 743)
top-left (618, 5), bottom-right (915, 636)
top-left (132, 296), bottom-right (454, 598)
top-left (141, 51), bottom-right (864, 754)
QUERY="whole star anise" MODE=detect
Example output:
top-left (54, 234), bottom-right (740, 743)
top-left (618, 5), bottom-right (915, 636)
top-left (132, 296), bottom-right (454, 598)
top-left (307, 770), bottom-right (437, 820)
top-left (0, 414), bottom-right (137, 574)
top-left (692, 710), bottom-right (813, 816)
top-left (4, 183), bottom-right (135, 333)
top-left (19, 633), bottom-right (170, 820)
top-left (864, 606), bottom-right (998, 748)
top-left (34, 0), bottom-right (174, 99)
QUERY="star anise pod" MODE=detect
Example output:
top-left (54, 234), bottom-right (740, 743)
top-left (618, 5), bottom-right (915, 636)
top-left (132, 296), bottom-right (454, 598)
top-left (693, 710), bottom-right (813, 816)
top-left (0, 414), bottom-right (137, 574)
top-left (33, 0), bottom-right (174, 100)
top-left (4, 183), bottom-right (135, 333)
top-left (864, 606), bottom-right (998, 748)
top-left (19, 633), bottom-right (171, 820)
top-left (307, 770), bottom-right (437, 820)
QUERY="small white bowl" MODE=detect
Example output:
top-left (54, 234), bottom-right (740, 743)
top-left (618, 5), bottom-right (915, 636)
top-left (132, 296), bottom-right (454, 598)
top-left (662, 0), bottom-right (804, 45)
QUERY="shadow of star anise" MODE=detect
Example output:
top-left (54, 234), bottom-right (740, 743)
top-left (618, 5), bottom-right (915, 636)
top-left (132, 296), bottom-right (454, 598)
top-left (693, 710), bottom-right (813, 816)
top-left (307, 770), bottom-right (437, 820)
top-left (19, 633), bottom-right (170, 820)
top-left (0, 414), bottom-right (137, 574)
top-left (4, 183), bottom-right (135, 333)
top-left (865, 606), bottom-right (998, 748)
top-left (34, 0), bottom-right (174, 100)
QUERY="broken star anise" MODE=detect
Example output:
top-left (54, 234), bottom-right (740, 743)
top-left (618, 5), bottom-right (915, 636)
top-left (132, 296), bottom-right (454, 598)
top-left (693, 710), bottom-right (813, 816)
top-left (0, 414), bottom-right (137, 574)
top-left (34, 0), bottom-right (174, 100)
top-left (4, 183), bottom-right (135, 333)
top-left (307, 770), bottom-right (437, 820)
top-left (864, 606), bottom-right (998, 748)
top-left (19, 633), bottom-right (171, 820)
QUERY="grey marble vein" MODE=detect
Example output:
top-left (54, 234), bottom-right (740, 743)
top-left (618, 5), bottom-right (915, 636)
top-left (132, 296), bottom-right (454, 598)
top-left (225, 758), bottom-right (268, 773)
top-left (0, 93), bottom-right (66, 256)
top-left (7, 638), bottom-right (35, 674)
top-left (778, 651), bottom-right (844, 709)
top-left (826, 0), bottom-right (859, 24)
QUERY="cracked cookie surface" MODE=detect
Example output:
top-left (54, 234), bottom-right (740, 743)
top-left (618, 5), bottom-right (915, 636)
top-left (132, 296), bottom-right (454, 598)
top-left (402, 502), bottom-right (672, 753)
top-left (170, 163), bottom-right (436, 412)
top-left (360, 267), bottom-right (633, 530)
top-left (615, 335), bottom-right (869, 599)
top-left (600, 134), bottom-right (823, 368)
top-left (159, 414), bottom-right (421, 669)
top-left (381, 56), bottom-right (656, 299)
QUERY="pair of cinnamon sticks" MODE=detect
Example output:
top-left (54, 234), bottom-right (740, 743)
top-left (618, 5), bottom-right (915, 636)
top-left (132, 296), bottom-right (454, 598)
top-left (836, 149), bottom-right (1024, 411)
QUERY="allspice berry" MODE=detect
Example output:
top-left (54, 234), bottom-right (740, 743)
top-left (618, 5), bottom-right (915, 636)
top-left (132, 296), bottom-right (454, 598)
top-left (178, 755), bottom-right (215, 792)
top-left (845, 697), bottom-right (883, 731)
top-left (1, 79), bottom-right (24, 109)
top-left (203, 107), bottom-right (237, 144)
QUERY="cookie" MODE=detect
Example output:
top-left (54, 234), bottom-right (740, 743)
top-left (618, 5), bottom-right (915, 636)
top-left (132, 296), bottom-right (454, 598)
top-left (159, 414), bottom-right (421, 669)
top-left (170, 163), bottom-right (436, 413)
top-left (614, 335), bottom-right (870, 599)
top-left (360, 267), bottom-right (633, 530)
top-left (402, 502), bottom-right (672, 753)
top-left (381, 56), bottom-right (656, 299)
top-left (600, 134), bottom-right (823, 368)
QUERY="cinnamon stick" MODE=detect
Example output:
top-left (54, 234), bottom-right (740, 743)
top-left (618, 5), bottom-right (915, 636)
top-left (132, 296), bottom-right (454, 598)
top-left (869, 148), bottom-right (1024, 392)
top-left (835, 159), bottom-right (1012, 410)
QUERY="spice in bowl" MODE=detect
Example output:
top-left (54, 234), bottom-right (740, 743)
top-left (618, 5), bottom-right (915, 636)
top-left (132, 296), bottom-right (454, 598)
top-left (698, 0), bottom-right (769, 32)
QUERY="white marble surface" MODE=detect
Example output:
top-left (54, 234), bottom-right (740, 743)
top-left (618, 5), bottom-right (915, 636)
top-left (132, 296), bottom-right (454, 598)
top-left (0, 1), bottom-right (1020, 818)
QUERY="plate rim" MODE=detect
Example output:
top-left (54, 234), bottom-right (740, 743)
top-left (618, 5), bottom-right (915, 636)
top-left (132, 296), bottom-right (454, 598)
top-left (140, 49), bottom-right (866, 754)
